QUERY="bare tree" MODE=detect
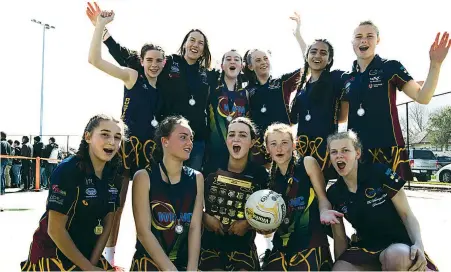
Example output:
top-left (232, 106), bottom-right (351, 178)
top-left (399, 103), bottom-right (429, 145)
top-left (409, 103), bottom-right (428, 132)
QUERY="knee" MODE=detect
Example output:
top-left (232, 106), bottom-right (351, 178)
top-left (332, 260), bottom-right (359, 271)
top-left (380, 243), bottom-right (412, 271)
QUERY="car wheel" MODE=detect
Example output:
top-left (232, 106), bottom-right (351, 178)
top-left (417, 174), bottom-right (428, 182)
top-left (439, 170), bottom-right (451, 183)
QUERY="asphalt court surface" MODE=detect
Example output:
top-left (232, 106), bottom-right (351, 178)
top-left (1, 186), bottom-right (449, 271)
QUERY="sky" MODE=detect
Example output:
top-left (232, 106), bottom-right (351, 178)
top-left (1, 0), bottom-right (450, 149)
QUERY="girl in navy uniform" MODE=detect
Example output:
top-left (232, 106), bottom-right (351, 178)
top-left (21, 114), bottom-right (124, 271)
top-left (88, 10), bottom-right (165, 266)
top-left (205, 50), bottom-right (250, 174)
top-left (341, 21), bottom-right (450, 180)
top-left (130, 116), bottom-right (204, 271)
top-left (290, 32), bottom-right (347, 181)
top-left (200, 117), bottom-right (268, 271)
top-left (86, 2), bottom-right (213, 172)
top-left (261, 123), bottom-right (342, 271)
top-left (327, 130), bottom-right (438, 271)
top-left (243, 14), bottom-right (305, 167)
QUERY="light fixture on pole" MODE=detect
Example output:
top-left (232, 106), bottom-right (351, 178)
top-left (31, 19), bottom-right (55, 138)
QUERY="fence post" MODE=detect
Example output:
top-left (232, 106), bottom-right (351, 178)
top-left (34, 157), bottom-right (41, 191)
top-left (406, 103), bottom-right (411, 190)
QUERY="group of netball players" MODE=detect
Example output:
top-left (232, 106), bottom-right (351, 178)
top-left (20, 2), bottom-right (450, 271)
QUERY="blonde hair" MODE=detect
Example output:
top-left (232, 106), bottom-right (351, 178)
top-left (326, 130), bottom-right (363, 152)
top-left (264, 122), bottom-right (295, 146)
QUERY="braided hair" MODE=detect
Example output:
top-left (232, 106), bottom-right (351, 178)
top-left (218, 49), bottom-right (245, 91)
top-left (291, 39), bottom-right (335, 111)
top-left (242, 49), bottom-right (272, 87)
top-left (263, 123), bottom-right (299, 189)
top-left (75, 114), bottom-right (126, 185)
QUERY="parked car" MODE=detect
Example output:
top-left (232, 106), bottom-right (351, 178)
top-left (436, 164), bottom-right (451, 183)
top-left (436, 155), bottom-right (451, 168)
top-left (409, 149), bottom-right (438, 182)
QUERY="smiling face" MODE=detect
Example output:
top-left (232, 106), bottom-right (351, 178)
top-left (352, 24), bottom-right (380, 60)
top-left (249, 50), bottom-right (271, 78)
top-left (162, 123), bottom-right (193, 161)
top-left (329, 138), bottom-right (361, 177)
top-left (221, 50), bottom-right (243, 79)
top-left (85, 120), bottom-right (123, 163)
top-left (307, 41), bottom-right (331, 72)
top-left (183, 31), bottom-right (205, 63)
top-left (141, 49), bottom-right (165, 79)
top-left (226, 122), bottom-right (253, 160)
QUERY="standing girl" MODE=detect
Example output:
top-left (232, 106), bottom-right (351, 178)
top-left (342, 21), bottom-right (450, 180)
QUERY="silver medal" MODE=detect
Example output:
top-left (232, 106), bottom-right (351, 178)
top-left (226, 115), bottom-right (233, 122)
top-left (151, 116), bottom-right (158, 127)
top-left (261, 105), bottom-right (267, 113)
top-left (189, 95), bottom-right (196, 106)
top-left (305, 110), bottom-right (311, 122)
top-left (357, 104), bottom-right (365, 117)
top-left (175, 220), bottom-right (184, 234)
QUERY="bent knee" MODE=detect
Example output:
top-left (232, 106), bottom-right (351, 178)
top-left (380, 243), bottom-right (412, 271)
top-left (332, 260), bottom-right (360, 271)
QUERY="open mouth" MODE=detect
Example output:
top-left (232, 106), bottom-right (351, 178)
top-left (103, 147), bottom-right (114, 155)
top-left (276, 153), bottom-right (284, 159)
top-left (190, 48), bottom-right (199, 54)
top-left (312, 59), bottom-right (321, 64)
top-left (229, 66), bottom-right (236, 71)
top-left (359, 45), bottom-right (369, 52)
top-left (183, 147), bottom-right (192, 153)
top-left (337, 161), bottom-right (346, 170)
top-left (232, 144), bottom-right (241, 153)
top-left (149, 68), bottom-right (159, 73)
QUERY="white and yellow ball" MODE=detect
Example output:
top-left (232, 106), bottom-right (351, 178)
top-left (245, 189), bottom-right (286, 231)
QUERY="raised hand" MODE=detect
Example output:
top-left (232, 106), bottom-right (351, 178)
top-left (97, 10), bottom-right (114, 26)
top-left (86, 2), bottom-right (102, 26)
top-left (289, 11), bottom-right (302, 36)
top-left (430, 32), bottom-right (450, 65)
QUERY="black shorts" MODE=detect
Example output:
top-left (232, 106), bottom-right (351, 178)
top-left (262, 246), bottom-right (332, 271)
top-left (20, 256), bottom-right (113, 271)
top-left (120, 136), bottom-right (157, 176)
top-left (199, 247), bottom-right (260, 271)
top-left (338, 246), bottom-right (438, 271)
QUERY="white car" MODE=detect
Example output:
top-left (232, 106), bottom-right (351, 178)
top-left (436, 164), bottom-right (451, 183)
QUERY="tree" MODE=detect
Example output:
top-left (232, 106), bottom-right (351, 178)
top-left (399, 103), bottom-right (429, 145)
top-left (427, 106), bottom-right (451, 150)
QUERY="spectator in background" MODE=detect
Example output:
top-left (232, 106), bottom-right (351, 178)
top-left (42, 137), bottom-right (60, 189)
top-left (20, 136), bottom-right (33, 191)
top-left (0, 132), bottom-right (12, 195)
top-left (11, 140), bottom-right (22, 188)
top-left (6, 139), bottom-right (13, 188)
top-left (32, 136), bottom-right (46, 189)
